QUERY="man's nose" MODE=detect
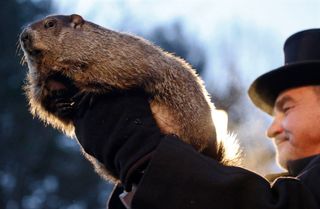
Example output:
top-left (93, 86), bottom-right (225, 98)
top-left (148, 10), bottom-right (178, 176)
top-left (267, 117), bottom-right (284, 138)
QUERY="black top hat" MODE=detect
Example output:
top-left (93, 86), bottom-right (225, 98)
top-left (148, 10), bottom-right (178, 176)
top-left (248, 29), bottom-right (320, 115)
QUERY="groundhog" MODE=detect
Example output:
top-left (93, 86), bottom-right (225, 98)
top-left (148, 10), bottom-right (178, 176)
top-left (19, 14), bottom-right (235, 182)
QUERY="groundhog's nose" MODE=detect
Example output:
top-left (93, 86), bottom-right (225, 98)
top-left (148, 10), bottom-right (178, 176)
top-left (20, 28), bottom-right (41, 57)
top-left (20, 29), bottom-right (31, 43)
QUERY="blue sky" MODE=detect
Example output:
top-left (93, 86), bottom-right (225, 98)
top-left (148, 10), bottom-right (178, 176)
top-left (53, 0), bottom-right (320, 37)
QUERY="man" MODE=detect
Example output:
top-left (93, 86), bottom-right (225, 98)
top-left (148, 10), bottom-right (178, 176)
top-left (248, 29), bottom-right (320, 172)
top-left (74, 29), bottom-right (320, 208)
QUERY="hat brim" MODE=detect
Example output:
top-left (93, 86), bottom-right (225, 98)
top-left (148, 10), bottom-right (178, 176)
top-left (248, 61), bottom-right (320, 115)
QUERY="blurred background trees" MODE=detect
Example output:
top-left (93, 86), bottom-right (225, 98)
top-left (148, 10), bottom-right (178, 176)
top-left (0, 0), bottom-right (278, 208)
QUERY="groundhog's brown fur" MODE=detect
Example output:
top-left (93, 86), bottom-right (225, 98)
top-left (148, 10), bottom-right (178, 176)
top-left (20, 14), bottom-right (233, 182)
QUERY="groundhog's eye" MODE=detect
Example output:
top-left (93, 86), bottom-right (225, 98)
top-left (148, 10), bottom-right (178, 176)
top-left (44, 19), bottom-right (57, 29)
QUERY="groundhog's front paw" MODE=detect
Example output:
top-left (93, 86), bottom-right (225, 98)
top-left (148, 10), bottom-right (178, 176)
top-left (42, 90), bottom-right (76, 120)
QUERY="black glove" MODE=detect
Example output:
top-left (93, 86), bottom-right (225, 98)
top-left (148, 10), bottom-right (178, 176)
top-left (72, 90), bottom-right (163, 190)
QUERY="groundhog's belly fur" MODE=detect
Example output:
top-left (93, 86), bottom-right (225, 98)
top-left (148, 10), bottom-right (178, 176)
top-left (20, 14), bottom-right (229, 182)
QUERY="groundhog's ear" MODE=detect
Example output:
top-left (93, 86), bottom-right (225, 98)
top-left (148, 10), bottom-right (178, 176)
top-left (70, 14), bottom-right (84, 29)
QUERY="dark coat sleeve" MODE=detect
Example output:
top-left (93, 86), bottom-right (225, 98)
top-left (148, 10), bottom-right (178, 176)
top-left (130, 136), bottom-right (319, 209)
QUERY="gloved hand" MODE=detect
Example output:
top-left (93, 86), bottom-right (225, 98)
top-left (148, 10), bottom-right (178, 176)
top-left (72, 90), bottom-right (163, 190)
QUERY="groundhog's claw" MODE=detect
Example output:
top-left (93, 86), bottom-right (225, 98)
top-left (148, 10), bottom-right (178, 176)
top-left (53, 98), bottom-right (75, 118)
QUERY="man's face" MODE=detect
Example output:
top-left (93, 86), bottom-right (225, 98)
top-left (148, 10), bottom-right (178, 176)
top-left (267, 86), bottom-right (320, 169)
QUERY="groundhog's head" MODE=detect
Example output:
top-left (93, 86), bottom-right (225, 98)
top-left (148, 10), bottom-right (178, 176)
top-left (19, 14), bottom-right (99, 136)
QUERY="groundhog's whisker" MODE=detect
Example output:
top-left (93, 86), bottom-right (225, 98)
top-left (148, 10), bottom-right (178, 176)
top-left (16, 40), bottom-right (22, 55)
top-left (20, 56), bottom-right (26, 65)
top-left (16, 40), bottom-right (27, 66)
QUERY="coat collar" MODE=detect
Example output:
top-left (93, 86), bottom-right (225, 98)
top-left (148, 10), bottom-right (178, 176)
top-left (287, 154), bottom-right (320, 176)
top-left (265, 154), bottom-right (320, 182)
